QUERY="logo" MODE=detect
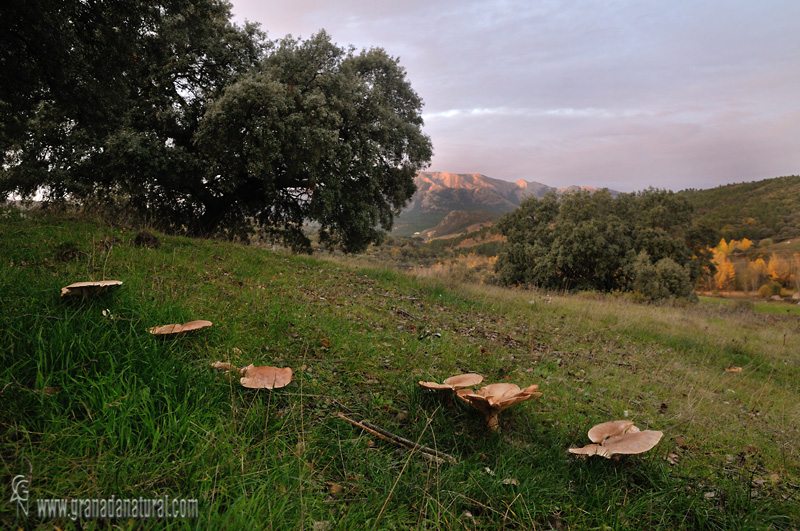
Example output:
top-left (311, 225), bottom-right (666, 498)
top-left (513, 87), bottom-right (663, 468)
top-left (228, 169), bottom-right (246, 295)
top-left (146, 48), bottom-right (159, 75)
top-left (10, 475), bottom-right (29, 517)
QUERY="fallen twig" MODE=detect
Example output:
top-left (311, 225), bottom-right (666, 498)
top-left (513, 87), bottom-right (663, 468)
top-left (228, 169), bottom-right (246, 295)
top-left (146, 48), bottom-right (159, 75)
top-left (391, 307), bottom-right (417, 320)
top-left (336, 412), bottom-right (456, 464)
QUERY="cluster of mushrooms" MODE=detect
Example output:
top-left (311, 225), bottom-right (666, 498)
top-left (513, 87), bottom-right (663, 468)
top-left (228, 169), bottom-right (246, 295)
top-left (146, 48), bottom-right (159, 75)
top-left (62, 281), bottom-right (662, 457)
top-left (421, 374), bottom-right (663, 458)
top-left (420, 374), bottom-right (541, 432)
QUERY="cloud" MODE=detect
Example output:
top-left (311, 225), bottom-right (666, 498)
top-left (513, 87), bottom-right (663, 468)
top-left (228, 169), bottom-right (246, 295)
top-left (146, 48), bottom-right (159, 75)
top-left (229, 0), bottom-right (800, 191)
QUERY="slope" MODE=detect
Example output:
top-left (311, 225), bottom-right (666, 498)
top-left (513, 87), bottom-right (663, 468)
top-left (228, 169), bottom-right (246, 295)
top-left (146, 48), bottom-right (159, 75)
top-left (680, 174), bottom-right (800, 241)
top-left (1, 207), bottom-right (798, 529)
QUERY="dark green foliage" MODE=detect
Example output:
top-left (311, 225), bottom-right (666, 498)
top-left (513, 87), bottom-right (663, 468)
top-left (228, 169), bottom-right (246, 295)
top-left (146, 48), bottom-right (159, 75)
top-left (196, 31), bottom-right (432, 252)
top-left (495, 189), bottom-right (707, 298)
top-left (1, 2), bottom-right (431, 253)
top-left (633, 252), bottom-right (696, 301)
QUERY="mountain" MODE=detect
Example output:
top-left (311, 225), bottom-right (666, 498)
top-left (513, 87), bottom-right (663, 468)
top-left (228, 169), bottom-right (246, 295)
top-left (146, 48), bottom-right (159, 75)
top-left (418, 210), bottom-right (498, 240)
top-left (392, 172), bottom-right (607, 237)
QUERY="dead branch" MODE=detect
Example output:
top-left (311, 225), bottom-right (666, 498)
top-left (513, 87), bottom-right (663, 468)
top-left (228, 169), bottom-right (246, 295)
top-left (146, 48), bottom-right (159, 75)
top-left (336, 413), bottom-right (456, 464)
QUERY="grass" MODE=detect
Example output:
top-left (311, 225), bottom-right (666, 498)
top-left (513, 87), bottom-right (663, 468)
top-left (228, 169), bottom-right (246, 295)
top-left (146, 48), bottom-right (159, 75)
top-left (1, 207), bottom-right (799, 529)
top-left (699, 295), bottom-right (800, 316)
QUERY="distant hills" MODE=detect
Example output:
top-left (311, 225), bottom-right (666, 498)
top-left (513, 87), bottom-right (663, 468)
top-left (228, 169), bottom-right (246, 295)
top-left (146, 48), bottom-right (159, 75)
top-left (679, 175), bottom-right (800, 242)
top-left (392, 172), bottom-right (800, 243)
top-left (392, 172), bottom-right (608, 237)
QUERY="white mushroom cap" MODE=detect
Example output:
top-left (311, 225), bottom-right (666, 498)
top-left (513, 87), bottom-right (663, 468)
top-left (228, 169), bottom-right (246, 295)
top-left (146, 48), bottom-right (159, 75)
top-left (239, 365), bottom-right (293, 389)
top-left (61, 280), bottom-right (123, 297)
top-left (419, 373), bottom-right (483, 391)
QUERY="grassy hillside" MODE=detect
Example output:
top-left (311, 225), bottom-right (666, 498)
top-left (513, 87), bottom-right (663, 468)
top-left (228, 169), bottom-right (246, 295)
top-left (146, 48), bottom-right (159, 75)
top-left (680, 175), bottom-right (800, 242)
top-left (2, 208), bottom-right (799, 529)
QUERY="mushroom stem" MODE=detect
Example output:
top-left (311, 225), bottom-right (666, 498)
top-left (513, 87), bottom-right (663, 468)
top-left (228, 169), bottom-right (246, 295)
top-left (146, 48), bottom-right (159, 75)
top-left (486, 411), bottom-right (500, 432)
top-left (443, 391), bottom-right (456, 408)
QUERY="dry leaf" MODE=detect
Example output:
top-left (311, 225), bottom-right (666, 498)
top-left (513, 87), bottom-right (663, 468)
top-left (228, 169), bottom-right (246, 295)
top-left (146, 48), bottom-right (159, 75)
top-left (211, 361), bottom-right (237, 372)
top-left (149, 320), bottom-right (212, 336)
top-left (725, 366), bottom-right (743, 373)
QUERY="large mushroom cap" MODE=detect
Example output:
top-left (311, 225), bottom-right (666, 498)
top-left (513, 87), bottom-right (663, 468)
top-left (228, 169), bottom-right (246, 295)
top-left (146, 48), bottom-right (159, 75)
top-left (149, 320), bottom-right (212, 336)
top-left (588, 420), bottom-right (639, 443)
top-left (458, 382), bottom-right (542, 432)
top-left (239, 365), bottom-right (293, 389)
top-left (599, 430), bottom-right (663, 456)
top-left (61, 280), bottom-right (123, 298)
top-left (419, 373), bottom-right (483, 391)
top-left (570, 420), bottom-right (663, 458)
top-left (570, 430), bottom-right (663, 458)
top-left (467, 383), bottom-right (542, 410)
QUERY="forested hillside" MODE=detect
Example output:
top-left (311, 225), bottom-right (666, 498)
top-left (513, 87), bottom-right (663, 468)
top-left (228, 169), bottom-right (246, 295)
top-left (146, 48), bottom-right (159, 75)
top-left (680, 175), bottom-right (800, 241)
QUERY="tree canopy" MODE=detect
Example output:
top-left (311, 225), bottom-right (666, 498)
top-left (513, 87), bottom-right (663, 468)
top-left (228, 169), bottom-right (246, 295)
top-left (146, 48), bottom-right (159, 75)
top-left (494, 189), bottom-right (715, 299)
top-left (1, 0), bottom-right (431, 252)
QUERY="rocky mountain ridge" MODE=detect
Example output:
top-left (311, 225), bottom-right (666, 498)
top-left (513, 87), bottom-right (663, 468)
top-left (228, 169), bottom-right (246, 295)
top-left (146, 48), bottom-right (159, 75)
top-left (393, 172), bottom-right (606, 237)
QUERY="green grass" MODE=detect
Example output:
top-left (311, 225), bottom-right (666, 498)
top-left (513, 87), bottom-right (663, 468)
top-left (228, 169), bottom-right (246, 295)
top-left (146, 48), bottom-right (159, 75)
top-left (2, 208), bottom-right (799, 529)
top-left (699, 295), bottom-right (800, 316)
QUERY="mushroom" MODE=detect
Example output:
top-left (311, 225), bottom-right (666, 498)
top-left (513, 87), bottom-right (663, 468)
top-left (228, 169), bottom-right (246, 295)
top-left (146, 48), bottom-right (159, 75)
top-left (239, 365), bottom-right (293, 389)
top-left (569, 420), bottom-right (663, 458)
top-left (61, 280), bottom-right (123, 298)
top-left (419, 373), bottom-right (483, 391)
top-left (419, 373), bottom-right (483, 407)
top-left (210, 361), bottom-right (293, 389)
top-left (149, 320), bottom-right (212, 336)
top-left (588, 420), bottom-right (640, 442)
top-left (457, 382), bottom-right (542, 432)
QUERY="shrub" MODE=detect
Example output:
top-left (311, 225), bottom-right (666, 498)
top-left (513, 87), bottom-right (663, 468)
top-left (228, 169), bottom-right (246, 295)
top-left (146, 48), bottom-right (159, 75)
top-left (758, 282), bottom-right (782, 298)
top-left (633, 252), bottom-right (695, 301)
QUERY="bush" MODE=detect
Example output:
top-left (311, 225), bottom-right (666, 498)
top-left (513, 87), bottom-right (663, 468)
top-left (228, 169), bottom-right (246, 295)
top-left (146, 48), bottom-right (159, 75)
top-left (633, 252), bottom-right (695, 301)
top-left (758, 282), bottom-right (782, 298)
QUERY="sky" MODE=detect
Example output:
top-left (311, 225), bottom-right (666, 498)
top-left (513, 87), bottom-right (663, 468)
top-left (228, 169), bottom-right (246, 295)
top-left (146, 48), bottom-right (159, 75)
top-left (228, 0), bottom-right (800, 193)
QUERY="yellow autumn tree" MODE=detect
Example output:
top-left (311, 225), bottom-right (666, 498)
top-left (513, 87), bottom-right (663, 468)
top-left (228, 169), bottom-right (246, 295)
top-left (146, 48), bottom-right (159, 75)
top-left (745, 258), bottom-right (768, 293)
top-left (729, 238), bottom-right (753, 253)
top-left (712, 247), bottom-right (736, 290)
top-left (767, 252), bottom-right (792, 287)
